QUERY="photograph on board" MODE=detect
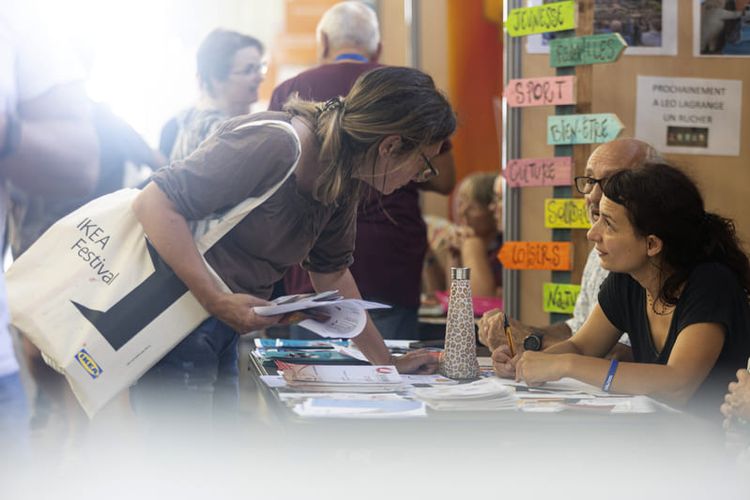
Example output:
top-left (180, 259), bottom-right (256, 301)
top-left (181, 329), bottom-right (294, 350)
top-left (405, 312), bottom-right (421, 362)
top-left (694, 0), bottom-right (750, 56)
top-left (526, 0), bottom-right (677, 56)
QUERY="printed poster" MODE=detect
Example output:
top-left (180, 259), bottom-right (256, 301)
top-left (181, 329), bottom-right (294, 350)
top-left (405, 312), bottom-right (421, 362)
top-left (635, 75), bottom-right (742, 156)
top-left (526, 0), bottom-right (677, 56)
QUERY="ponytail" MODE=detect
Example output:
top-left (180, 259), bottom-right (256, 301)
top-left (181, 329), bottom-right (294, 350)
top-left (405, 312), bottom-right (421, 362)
top-left (284, 66), bottom-right (456, 205)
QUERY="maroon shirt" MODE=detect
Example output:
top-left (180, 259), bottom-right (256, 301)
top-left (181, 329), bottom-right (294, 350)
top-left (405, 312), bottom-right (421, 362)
top-left (269, 62), bottom-right (430, 308)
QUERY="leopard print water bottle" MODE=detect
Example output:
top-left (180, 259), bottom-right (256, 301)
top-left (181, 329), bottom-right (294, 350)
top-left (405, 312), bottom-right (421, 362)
top-left (439, 267), bottom-right (479, 379)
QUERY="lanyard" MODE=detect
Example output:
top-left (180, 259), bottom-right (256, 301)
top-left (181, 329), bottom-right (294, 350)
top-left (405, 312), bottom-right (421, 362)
top-left (335, 53), bottom-right (369, 63)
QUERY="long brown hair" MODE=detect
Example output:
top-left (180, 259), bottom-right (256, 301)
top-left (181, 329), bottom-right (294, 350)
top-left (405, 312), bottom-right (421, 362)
top-left (284, 66), bottom-right (456, 205)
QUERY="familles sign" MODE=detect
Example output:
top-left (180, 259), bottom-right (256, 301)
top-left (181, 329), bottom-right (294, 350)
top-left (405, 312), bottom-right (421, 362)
top-left (549, 33), bottom-right (627, 68)
top-left (498, 241), bottom-right (573, 271)
top-left (506, 1), bottom-right (576, 37)
top-left (544, 198), bottom-right (590, 229)
top-left (547, 113), bottom-right (624, 145)
top-left (505, 76), bottom-right (576, 107)
top-left (504, 156), bottom-right (572, 188)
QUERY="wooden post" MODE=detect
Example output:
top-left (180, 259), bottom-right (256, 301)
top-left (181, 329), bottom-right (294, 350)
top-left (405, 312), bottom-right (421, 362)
top-left (550, 0), bottom-right (593, 323)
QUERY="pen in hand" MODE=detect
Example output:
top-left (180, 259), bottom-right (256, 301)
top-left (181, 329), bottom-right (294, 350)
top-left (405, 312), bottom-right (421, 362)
top-left (504, 313), bottom-right (516, 358)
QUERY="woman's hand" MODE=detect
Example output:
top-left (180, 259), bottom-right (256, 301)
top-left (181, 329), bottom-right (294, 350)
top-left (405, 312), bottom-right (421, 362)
top-left (514, 351), bottom-right (568, 386)
top-left (205, 292), bottom-right (282, 334)
top-left (721, 369), bottom-right (750, 421)
top-left (491, 345), bottom-right (519, 378)
top-left (392, 350), bottom-right (440, 374)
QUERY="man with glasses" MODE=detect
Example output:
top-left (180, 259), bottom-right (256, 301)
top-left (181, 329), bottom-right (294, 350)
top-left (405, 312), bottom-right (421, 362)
top-left (269, 1), bottom-right (456, 339)
top-left (479, 138), bottom-right (661, 357)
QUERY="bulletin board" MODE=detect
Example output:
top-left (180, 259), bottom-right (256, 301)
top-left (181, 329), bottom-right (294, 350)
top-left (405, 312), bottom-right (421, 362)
top-left (514, 3), bottom-right (750, 327)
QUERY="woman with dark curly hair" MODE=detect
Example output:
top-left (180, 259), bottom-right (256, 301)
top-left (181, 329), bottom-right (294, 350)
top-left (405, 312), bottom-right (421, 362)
top-left (493, 162), bottom-right (750, 419)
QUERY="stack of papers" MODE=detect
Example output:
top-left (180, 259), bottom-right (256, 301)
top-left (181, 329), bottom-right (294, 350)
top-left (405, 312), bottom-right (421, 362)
top-left (290, 394), bottom-right (426, 418)
top-left (412, 378), bottom-right (517, 411)
top-left (254, 338), bottom-right (349, 349)
top-left (274, 362), bottom-right (408, 393)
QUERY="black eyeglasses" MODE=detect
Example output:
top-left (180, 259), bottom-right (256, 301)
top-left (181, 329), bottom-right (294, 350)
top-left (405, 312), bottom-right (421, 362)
top-left (574, 175), bottom-right (607, 195)
top-left (414, 153), bottom-right (439, 183)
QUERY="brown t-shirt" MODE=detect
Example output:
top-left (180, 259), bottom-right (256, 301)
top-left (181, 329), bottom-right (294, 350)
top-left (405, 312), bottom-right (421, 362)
top-left (151, 111), bottom-right (357, 299)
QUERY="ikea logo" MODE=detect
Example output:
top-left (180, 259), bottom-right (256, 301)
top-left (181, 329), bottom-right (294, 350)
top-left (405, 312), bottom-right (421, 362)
top-left (75, 349), bottom-right (103, 379)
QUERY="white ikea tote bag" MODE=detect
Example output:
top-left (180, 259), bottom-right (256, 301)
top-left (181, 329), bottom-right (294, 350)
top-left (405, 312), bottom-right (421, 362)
top-left (6, 120), bottom-right (299, 416)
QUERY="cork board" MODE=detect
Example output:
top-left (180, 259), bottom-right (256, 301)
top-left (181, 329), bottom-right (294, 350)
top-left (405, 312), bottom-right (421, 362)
top-left (518, 4), bottom-right (750, 327)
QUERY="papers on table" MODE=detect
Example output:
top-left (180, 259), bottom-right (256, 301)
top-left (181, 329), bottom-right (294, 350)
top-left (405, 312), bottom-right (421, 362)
top-left (262, 361), bottom-right (669, 417)
top-left (413, 378), bottom-right (517, 411)
top-left (254, 338), bottom-right (349, 349)
top-left (274, 362), bottom-right (407, 393)
top-left (291, 394), bottom-right (426, 418)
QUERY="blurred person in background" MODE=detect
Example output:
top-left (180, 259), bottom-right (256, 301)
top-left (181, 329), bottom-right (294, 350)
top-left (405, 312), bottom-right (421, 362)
top-left (722, 367), bottom-right (750, 427)
top-left (269, 1), bottom-right (456, 340)
top-left (7, 42), bottom-right (166, 439)
top-left (0, 0), bottom-right (99, 452)
top-left (160, 28), bottom-right (266, 161)
top-left (423, 172), bottom-right (502, 298)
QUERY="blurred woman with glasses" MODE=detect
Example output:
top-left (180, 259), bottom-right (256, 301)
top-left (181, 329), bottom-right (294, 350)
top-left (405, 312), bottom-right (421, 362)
top-left (160, 28), bottom-right (267, 161)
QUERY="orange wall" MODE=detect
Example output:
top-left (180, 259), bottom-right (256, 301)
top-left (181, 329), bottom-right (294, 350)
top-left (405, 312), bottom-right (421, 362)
top-left (446, 0), bottom-right (503, 191)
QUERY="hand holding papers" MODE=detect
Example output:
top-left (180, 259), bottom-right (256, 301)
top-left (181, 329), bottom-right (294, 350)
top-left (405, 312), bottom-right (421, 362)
top-left (254, 291), bottom-right (389, 338)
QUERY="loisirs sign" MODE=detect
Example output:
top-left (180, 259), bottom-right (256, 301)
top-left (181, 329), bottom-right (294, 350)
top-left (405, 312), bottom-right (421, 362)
top-left (498, 241), bottom-right (573, 271)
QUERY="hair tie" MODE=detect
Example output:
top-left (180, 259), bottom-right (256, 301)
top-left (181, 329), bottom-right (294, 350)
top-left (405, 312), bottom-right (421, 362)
top-left (318, 96), bottom-right (345, 114)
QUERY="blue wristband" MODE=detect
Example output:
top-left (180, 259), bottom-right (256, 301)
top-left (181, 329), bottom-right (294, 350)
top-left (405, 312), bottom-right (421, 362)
top-left (602, 359), bottom-right (619, 392)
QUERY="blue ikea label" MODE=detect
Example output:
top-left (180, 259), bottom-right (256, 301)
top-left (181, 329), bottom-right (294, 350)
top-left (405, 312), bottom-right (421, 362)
top-left (75, 349), bottom-right (103, 379)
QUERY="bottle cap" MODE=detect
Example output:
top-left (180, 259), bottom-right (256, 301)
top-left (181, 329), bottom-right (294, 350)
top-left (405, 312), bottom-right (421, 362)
top-left (450, 267), bottom-right (470, 280)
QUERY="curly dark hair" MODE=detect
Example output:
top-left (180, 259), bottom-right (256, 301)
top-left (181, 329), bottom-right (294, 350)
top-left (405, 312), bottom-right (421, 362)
top-left (602, 162), bottom-right (750, 305)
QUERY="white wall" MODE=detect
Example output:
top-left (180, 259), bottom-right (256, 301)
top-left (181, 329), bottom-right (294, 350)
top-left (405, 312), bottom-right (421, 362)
top-left (35, 0), bottom-right (285, 145)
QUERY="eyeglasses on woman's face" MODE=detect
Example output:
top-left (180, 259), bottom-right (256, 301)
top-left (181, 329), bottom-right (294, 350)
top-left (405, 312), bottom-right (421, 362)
top-left (230, 61), bottom-right (268, 77)
top-left (574, 175), bottom-right (607, 195)
top-left (414, 153), bottom-right (439, 183)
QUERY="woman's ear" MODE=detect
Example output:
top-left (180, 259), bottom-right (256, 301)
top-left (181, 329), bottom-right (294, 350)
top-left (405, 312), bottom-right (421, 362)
top-left (646, 234), bottom-right (663, 257)
top-left (378, 135), bottom-right (402, 157)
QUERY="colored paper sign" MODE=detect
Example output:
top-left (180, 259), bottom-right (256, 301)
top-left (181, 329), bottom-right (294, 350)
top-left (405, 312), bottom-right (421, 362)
top-left (505, 76), bottom-right (576, 107)
top-left (549, 33), bottom-right (628, 68)
top-left (498, 242), bottom-right (572, 271)
top-left (544, 199), bottom-right (590, 229)
top-left (506, 1), bottom-right (576, 37)
top-left (543, 283), bottom-right (581, 314)
top-left (547, 113), bottom-right (624, 145)
top-left (504, 156), bottom-right (572, 188)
